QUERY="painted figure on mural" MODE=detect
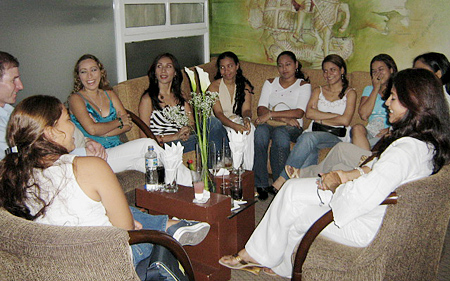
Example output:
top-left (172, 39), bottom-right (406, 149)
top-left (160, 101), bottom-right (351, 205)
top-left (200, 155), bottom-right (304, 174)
top-left (248, 0), bottom-right (353, 66)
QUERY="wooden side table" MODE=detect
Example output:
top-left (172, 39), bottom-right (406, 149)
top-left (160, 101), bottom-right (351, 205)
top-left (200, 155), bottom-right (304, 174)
top-left (135, 170), bottom-right (256, 281)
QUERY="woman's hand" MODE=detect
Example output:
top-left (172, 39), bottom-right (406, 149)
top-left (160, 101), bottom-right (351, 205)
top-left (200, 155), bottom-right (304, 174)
top-left (317, 171), bottom-right (343, 193)
top-left (371, 71), bottom-right (384, 90)
top-left (243, 117), bottom-right (252, 134)
top-left (376, 127), bottom-right (390, 138)
top-left (255, 112), bottom-right (271, 125)
top-left (280, 117), bottom-right (300, 128)
top-left (118, 111), bottom-right (133, 128)
top-left (134, 220), bottom-right (143, 230)
top-left (177, 126), bottom-right (191, 142)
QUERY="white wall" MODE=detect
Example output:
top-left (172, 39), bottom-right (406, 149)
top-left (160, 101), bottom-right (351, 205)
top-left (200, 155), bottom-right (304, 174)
top-left (0, 0), bottom-right (117, 105)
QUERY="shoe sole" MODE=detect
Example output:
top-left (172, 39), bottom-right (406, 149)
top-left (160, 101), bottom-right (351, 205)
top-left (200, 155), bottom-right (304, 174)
top-left (173, 222), bottom-right (210, 246)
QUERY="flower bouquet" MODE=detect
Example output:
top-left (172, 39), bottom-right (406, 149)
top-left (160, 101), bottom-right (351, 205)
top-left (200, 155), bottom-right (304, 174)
top-left (185, 66), bottom-right (219, 192)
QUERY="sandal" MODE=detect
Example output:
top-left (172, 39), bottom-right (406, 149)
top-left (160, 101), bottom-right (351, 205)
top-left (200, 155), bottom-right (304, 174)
top-left (219, 253), bottom-right (263, 270)
top-left (285, 165), bottom-right (301, 179)
top-left (262, 268), bottom-right (277, 276)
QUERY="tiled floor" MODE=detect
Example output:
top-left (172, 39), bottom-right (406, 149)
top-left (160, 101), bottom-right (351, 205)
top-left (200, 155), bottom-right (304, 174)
top-left (226, 193), bottom-right (450, 281)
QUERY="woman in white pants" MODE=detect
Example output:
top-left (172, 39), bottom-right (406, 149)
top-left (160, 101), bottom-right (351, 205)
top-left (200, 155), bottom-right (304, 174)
top-left (219, 68), bottom-right (450, 277)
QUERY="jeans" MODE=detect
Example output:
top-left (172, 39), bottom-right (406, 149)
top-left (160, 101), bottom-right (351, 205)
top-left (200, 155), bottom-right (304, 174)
top-left (130, 206), bottom-right (168, 267)
top-left (253, 124), bottom-right (302, 187)
top-left (168, 134), bottom-right (197, 153)
top-left (207, 116), bottom-right (229, 153)
top-left (279, 131), bottom-right (342, 179)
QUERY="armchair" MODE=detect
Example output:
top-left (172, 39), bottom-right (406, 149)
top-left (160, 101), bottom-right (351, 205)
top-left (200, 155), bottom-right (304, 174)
top-left (0, 208), bottom-right (195, 281)
top-left (291, 165), bottom-right (450, 281)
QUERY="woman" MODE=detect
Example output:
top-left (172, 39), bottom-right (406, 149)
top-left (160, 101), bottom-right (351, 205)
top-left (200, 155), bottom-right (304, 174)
top-left (139, 53), bottom-right (198, 152)
top-left (272, 54), bottom-right (356, 190)
top-left (69, 54), bottom-right (132, 149)
top-left (0, 95), bottom-right (210, 273)
top-left (219, 68), bottom-right (450, 277)
top-left (352, 54), bottom-right (397, 150)
top-left (413, 52), bottom-right (450, 107)
top-left (208, 51), bottom-right (255, 170)
top-left (253, 51), bottom-right (311, 200)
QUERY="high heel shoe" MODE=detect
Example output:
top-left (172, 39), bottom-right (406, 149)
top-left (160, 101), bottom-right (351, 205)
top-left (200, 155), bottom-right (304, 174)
top-left (285, 165), bottom-right (301, 179)
top-left (256, 187), bottom-right (268, 200)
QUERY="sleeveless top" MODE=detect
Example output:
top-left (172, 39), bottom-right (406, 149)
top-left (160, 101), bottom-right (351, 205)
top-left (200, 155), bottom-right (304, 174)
top-left (306, 86), bottom-right (352, 142)
top-left (70, 91), bottom-right (122, 149)
top-left (218, 78), bottom-right (237, 119)
top-left (27, 154), bottom-right (112, 227)
top-left (150, 105), bottom-right (186, 136)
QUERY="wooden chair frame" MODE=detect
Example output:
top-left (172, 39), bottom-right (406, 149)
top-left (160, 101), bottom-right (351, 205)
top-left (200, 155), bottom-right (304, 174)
top-left (291, 192), bottom-right (398, 281)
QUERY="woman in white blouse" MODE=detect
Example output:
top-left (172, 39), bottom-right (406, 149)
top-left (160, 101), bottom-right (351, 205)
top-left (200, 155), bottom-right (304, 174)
top-left (219, 68), bottom-right (450, 277)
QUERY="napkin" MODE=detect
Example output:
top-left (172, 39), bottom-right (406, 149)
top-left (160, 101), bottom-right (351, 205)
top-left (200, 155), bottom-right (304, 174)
top-left (227, 130), bottom-right (247, 169)
top-left (160, 143), bottom-right (192, 187)
top-left (193, 190), bottom-right (210, 204)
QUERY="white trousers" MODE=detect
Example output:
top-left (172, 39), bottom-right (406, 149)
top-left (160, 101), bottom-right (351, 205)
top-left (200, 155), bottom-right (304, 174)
top-left (106, 138), bottom-right (192, 187)
top-left (245, 177), bottom-right (380, 277)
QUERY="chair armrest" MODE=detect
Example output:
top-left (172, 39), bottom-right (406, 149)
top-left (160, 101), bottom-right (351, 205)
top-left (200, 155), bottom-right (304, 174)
top-left (291, 192), bottom-right (398, 281)
top-left (126, 109), bottom-right (162, 147)
top-left (128, 229), bottom-right (195, 281)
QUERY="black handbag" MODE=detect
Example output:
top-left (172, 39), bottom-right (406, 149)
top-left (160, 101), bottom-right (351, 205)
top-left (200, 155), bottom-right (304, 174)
top-left (312, 122), bottom-right (347, 137)
top-left (136, 244), bottom-right (189, 281)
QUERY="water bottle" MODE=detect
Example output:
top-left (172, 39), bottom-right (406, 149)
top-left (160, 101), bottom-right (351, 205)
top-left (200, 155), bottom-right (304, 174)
top-left (145, 145), bottom-right (159, 191)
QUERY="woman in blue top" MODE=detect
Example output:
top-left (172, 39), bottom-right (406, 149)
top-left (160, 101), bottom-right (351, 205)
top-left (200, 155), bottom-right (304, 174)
top-left (69, 54), bottom-right (133, 149)
top-left (352, 54), bottom-right (397, 150)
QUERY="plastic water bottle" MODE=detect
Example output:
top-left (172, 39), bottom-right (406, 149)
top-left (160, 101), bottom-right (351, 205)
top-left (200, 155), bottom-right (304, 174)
top-left (145, 145), bottom-right (159, 191)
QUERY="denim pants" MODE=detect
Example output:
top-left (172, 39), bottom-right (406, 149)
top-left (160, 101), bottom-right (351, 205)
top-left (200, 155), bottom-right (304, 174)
top-left (130, 206), bottom-right (168, 267)
top-left (253, 124), bottom-right (302, 188)
top-left (279, 131), bottom-right (342, 179)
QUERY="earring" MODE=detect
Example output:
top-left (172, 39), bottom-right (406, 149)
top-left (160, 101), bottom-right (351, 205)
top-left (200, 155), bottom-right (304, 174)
top-left (341, 74), bottom-right (344, 81)
top-left (296, 68), bottom-right (299, 73)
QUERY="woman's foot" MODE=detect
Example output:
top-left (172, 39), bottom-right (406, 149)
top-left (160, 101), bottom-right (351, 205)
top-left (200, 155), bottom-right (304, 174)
top-left (262, 268), bottom-right (277, 276)
top-left (285, 165), bottom-right (301, 179)
top-left (272, 177), bottom-right (286, 190)
top-left (219, 249), bottom-right (262, 270)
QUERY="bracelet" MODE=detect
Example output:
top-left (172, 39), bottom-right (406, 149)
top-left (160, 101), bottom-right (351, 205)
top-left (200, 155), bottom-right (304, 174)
top-left (355, 167), bottom-right (365, 176)
top-left (244, 116), bottom-right (251, 122)
top-left (269, 112), bottom-right (273, 120)
top-left (117, 117), bottom-right (124, 129)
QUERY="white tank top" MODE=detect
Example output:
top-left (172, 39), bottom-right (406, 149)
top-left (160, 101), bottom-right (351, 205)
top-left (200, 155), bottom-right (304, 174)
top-left (27, 154), bottom-right (112, 227)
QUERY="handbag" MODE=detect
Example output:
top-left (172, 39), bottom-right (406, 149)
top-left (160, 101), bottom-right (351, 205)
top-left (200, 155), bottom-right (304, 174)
top-left (312, 122), bottom-right (347, 137)
top-left (135, 244), bottom-right (189, 281)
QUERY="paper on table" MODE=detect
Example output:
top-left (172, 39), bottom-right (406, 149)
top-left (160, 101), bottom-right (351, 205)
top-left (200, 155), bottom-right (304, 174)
top-left (227, 130), bottom-right (247, 169)
top-left (193, 190), bottom-right (210, 204)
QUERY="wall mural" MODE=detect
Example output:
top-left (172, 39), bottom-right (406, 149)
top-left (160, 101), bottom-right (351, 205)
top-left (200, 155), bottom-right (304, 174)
top-left (210, 0), bottom-right (450, 71)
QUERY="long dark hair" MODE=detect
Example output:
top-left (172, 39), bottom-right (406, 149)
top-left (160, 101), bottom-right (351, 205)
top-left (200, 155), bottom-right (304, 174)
top-left (72, 54), bottom-right (112, 94)
top-left (413, 52), bottom-right (450, 95)
top-left (143, 53), bottom-right (184, 111)
top-left (214, 51), bottom-right (254, 116)
top-left (377, 68), bottom-right (450, 174)
top-left (370, 54), bottom-right (398, 99)
top-left (277, 51), bottom-right (309, 81)
top-left (0, 95), bottom-right (69, 220)
top-left (322, 54), bottom-right (348, 99)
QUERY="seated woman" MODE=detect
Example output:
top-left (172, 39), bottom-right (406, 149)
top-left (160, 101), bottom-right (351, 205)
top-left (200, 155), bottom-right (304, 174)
top-left (253, 51), bottom-right (311, 200)
top-left (208, 51), bottom-right (255, 170)
top-left (68, 54), bottom-right (174, 177)
top-left (0, 95), bottom-right (210, 273)
top-left (219, 68), bottom-right (450, 277)
top-left (273, 54), bottom-right (356, 190)
top-left (138, 53), bottom-right (197, 152)
top-left (413, 52), bottom-right (450, 107)
top-left (351, 54), bottom-right (397, 151)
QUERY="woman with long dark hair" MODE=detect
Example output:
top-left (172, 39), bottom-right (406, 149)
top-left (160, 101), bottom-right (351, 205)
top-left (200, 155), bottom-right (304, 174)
top-left (219, 68), bottom-right (450, 277)
top-left (208, 51), bottom-right (255, 169)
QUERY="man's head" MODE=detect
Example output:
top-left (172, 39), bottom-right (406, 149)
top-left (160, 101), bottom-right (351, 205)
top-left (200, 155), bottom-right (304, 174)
top-left (0, 52), bottom-right (23, 107)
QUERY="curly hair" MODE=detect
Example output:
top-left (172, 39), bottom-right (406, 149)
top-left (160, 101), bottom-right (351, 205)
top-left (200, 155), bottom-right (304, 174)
top-left (142, 53), bottom-right (184, 111)
top-left (322, 54), bottom-right (348, 99)
top-left (0, 95), bottom-right (69, 220)
top-left (71, 54), bottom-right (112, 94)
top-left (214, 51), bottom-right (254, 117)
top-left (377, 68), bottom-right (450, 174)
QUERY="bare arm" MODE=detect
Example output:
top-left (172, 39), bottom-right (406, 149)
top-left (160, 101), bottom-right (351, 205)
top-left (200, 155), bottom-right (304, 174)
top-left (68, 91), bottom-right (131, 137)
top-left (73, 156), bottom-right (135, 230)
top-left (138, 94), bottom-right (153, 139)
top-left (359, 83), bottom-right (382, 120)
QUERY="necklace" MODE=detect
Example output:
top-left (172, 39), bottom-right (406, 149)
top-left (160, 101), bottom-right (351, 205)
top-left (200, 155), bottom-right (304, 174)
top-left (88, 90), bottom-right (104, 114)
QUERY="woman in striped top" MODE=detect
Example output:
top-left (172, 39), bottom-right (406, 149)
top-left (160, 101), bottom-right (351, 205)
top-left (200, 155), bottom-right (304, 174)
top-left (139, 53), bottom-right (196, 152)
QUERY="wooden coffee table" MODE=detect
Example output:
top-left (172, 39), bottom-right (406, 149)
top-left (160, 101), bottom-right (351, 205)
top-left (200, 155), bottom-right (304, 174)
top-left (135, 170), bottom-right (256, 281)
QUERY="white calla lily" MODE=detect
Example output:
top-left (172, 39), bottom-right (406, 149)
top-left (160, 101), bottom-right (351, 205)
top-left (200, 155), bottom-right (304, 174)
top-left (184, 67), bottom-right (197, 92)
top-left (195, 66), bottom-right (211, 93)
